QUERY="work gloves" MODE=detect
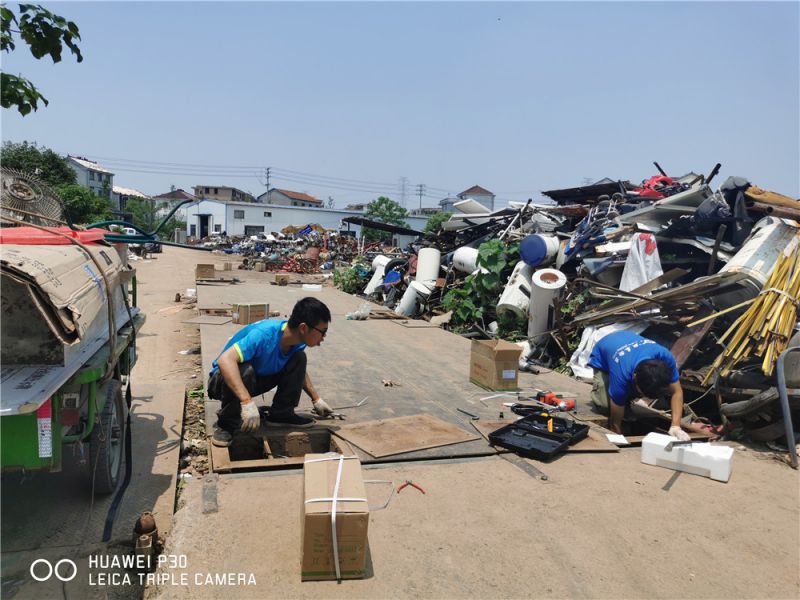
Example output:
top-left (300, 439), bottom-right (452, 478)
top-left (312, 398), bottom-right (333, 417)
top-left (240, 400), bottom-right (261, 432)
top-left (668, 425), bottom-right (691, 442)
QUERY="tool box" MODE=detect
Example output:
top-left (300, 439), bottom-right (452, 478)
top-left (488, 413), bottom-right (589, 461)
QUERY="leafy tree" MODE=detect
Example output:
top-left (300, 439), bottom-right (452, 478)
top-left (423, 211), bottom-right (452, 233)
top-left (124, 196), bottom-right (185, 240)
top-left (1, 141), bottom-right (76, 186)
top-left (362, 196), bottom-right (408, 241)
top-left (57, 184), bottom-right (112, 225)
top-left (1, 4), bottom-right (83, 115)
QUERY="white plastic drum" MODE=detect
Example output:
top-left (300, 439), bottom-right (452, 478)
top-left (416, 248), bottom-right (442, 284)
top-left (496, 261), bottom-right (534, 319)
top-left (453, 246), bottom-right (479, 273)
top-left (394, 281), bottom-right (433, 317)
top-left (364, 255), bottom-right (391, 295)
top-left (720, 217), bottom-right (800, 291)
top-left (528, 268), bottom-right (567, 339)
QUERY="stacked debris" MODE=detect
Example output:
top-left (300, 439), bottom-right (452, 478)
top-left (331, 163), bottom-right (800, 462)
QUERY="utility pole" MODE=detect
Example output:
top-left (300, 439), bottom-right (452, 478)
top-left (265, 167), bottom-right (271, 192)
top-left (416, 183), bottom-right (426, 210)
top-left (399, 176), bottom-right (408, 207)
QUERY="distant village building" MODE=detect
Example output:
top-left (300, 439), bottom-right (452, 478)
top-left (456, 185), bottom-right (495, 212)
top-left (153, 188), bottom-right (198, 221)
top-left (257, 188), bottom-right (323, 208)
top-left (184, 200), bottom-right (430, 245)
top-left (66, 156), bottom-right (114, 199)
top-left (111, 185), bottom-right (149, 212)
top-left (438, 196), bottom-right (461, 212)
top-left (193, 185), bottom-right (255, 203)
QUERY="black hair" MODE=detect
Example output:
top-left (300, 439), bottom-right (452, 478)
top-left (288, 297), bottom-right (331, 330)
top-left (633, 359), bottom-right (673, 399)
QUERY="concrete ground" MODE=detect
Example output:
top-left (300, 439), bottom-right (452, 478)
top-left (145, 248), bottom-right (797, 599)
top-left (4, 247), bottom-right (797, 600)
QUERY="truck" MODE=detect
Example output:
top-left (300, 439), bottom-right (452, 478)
top-left (0, 168), bottom-right (170, 494)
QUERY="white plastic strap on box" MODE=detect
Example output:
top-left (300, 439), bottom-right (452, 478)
top-left (304, 454), bottom-right (365, 580)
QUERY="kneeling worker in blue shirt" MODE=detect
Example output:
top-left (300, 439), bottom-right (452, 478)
top-left (588, 331), bottom-right (690, 441)
top-left (208, 297), bottom-right (334, 447)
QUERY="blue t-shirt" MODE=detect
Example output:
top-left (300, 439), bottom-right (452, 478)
top-left (588, 331), bottom-right (679, 406)
top-left (210, 320), bottom-right (305, 377)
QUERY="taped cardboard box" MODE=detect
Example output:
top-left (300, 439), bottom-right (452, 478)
top-left (231, 303), bottom-right (268, 325)
top-left (469, 339), bottom-right (523, 391)
top-left (302, 454), bottom-right (369, 581)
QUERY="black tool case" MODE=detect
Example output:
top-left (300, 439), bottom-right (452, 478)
top-left (488, 413), bottom-right (589, 460)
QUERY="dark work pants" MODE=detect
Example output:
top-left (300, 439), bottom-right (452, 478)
top-left (208, 351), bottom-right (307, 432)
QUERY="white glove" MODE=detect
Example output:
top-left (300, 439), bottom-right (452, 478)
top-left (312, 398), bottom-right (333, 417)
top-left (240, 400), bottom-right (261, 432)
top-left (668, 426), bottom-right (691, 442)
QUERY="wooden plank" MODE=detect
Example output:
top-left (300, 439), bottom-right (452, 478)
top-left (331, 414), bottom-right (479, 458)
top-left (391, 319), bottom-right (440, 329)
top-left (670, 305), bottom-right (715, 368)
top-left (184, 315), bottom-right (232, 325)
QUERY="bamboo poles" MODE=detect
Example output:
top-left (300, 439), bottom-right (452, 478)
top-left (703, 236), bottom-right (800, 383)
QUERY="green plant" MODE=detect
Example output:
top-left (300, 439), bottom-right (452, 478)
top-left (1, 4), bottom-right (83, 115)
top-left (423, 211), bottom-right (452, 233)
top-left (441, 239), bottom-right (523, 333)
top-left (333, 263), bottom-right (368, 295)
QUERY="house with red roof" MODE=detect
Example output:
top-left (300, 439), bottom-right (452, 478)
top-left (257, 188), bottom-right (323, 208)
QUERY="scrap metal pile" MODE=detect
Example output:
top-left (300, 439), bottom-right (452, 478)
top-left (333, 164), bottom-right (800, 458)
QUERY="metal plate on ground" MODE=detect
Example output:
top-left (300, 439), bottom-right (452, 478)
top-left (331, 414), bottom-right (479, 458)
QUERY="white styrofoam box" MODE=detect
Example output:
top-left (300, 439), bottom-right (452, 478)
top-left (640, 433), bottom-right (734, 483)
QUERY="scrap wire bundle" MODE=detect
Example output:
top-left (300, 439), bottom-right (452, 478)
top-left (703, 237), bottom-right (800, 382)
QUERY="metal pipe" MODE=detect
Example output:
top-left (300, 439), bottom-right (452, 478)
top-left (776, 346), bottom-right (799, 469)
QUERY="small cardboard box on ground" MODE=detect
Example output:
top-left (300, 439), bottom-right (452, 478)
top-left (275, 273), bottom-right (290, 286)
top-left (469, 339), bottom-right (523, 391)
top-left (195, 264), bottom-right (216, 280)
top-left (231, 303), bottom-right (268, 325)
top-left (302, 454), bottom-right (369, 581)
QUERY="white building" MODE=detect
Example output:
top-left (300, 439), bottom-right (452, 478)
top-left (111, 185), bottom-right (149, 212)
top-left (66, 156), bottom-right (114, 199)
top-left (185, 200), bottom-right (430, 245)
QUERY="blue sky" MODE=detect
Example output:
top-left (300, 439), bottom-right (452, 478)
top-left (2, 1), bottom-right (798, 207)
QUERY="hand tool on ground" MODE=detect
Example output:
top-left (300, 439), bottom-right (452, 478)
top-left (535, 391), bottom-right (576, 411)
top-left (333, 397), bottom-right (368, 410)
top-left (397, 480), bottom-right (425, 494)
top-left (665, 439), bottom-right (696, 452)
top-left (457, 407), bottom-right (480, 420)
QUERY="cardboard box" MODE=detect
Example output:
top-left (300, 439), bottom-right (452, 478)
top-left (223, 262), bottom-right (233, 271)
top-left (469, 339), bottom-right (523, 391)
top-left (195, 264), bottom-right (216, 280)
top-left (275, 273), bottom-right (290, 286)
top-left (302, 454), bottom-right (369, 581)
top-left (231, 303), bottom-right (268, 325)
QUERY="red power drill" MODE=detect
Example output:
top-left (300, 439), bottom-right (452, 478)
top-left (535, 391), bottom-right (576, 411)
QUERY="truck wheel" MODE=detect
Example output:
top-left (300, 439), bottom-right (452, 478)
top-left (89, 380), bottom-right (127, 495)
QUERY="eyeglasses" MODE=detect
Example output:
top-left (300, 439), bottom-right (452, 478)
top-left (309, 324), bottom-right (328, 338)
